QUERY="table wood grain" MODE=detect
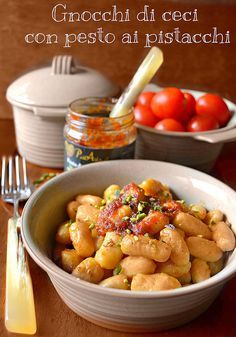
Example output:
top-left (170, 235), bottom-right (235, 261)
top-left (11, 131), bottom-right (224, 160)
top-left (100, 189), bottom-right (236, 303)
top-left (0, 119), bottom-right (236, 337)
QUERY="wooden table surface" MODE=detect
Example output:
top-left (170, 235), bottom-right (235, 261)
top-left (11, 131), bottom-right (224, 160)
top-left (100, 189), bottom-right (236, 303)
top-left (0, 119), bottom-right (236, 337)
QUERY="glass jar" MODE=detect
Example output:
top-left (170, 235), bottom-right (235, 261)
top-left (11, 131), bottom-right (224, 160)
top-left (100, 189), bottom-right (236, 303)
top-left (64, 97), bottom-right (137, 170)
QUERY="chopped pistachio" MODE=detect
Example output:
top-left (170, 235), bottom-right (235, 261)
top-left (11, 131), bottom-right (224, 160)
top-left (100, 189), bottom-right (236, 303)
top-left (126, 195), bottom-right (132, 202)
top-left (144, 233), bottom-right (149, 237)
top-left (133, 236), bottom-right (139, 241)
top-left (136, 213), bottom-right (146, 221)
top-left (126, 229), bottom-right (131, 234)
top-left (64, 220), bottom-right (72, 228)
top-left (33, 172), bottom-right (58, 185)
top-left (89, 223), bottom-right (95, 230)
top-left (153, 205), bottom-right (162, 212)
top-left (123, 278), bottom-right (129, 284)
top-left (177, 200), bottom-right (186, 204)
top-left (100, 206), bottom-right (105, 211)
top-left (122, 216), bottom-right (130, 221)
top-left (113, 265), bottom-right (122, 275)
top-left (137, 202), bottom-right (146, 212)
top-left (101, 199), bottom-right (106, 205)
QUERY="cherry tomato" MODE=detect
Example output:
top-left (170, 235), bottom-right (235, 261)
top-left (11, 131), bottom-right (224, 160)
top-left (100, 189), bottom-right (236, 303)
top-left (155, 118), bottom-right (185, 132)
top-left (187, 115), bottom-right (219, 132)
top-left (180, 92), bottom-right (196, 122)
top-left (137, 92), bottom-right (155, 107)
top-left (136, 211), bottom-right (169, 235)
top-left (162, 201), bottom-right (183, 217)
top-left (196, 94), bottom-right (231, 126)
top-left (151, 88), bottom-right (185, 121)
top-left (134, 105), bottom-right (158, 127)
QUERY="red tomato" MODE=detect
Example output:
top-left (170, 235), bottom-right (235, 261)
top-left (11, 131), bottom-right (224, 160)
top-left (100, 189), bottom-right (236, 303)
top-left (187, 115), bottom-right (219, 132)
top-left (134, 105), bottom-right (158, 127)
top-left (180, 92), bottom-right (196, 122)
top-left (196, 94), bottom-right (231, 126)
top-left (136, 211), bottom-right (169, 235)
top-left (151, 88), bottom-right (185, 121)
top-left (137, 92), bottom-right (155, 107)
top-left (155, 118), bottom-right (185, 132)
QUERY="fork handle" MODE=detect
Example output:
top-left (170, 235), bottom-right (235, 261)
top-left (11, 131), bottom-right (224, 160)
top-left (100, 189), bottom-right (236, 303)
top-left (5, 218), bottom-right (37, 334)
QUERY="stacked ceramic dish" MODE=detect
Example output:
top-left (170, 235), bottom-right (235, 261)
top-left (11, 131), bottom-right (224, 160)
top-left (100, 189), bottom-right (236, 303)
top-left (6, 55), bottom-right (119, 168)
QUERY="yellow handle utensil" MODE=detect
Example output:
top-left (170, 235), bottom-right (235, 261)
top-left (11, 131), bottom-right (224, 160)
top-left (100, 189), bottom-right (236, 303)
top-left (5, 218), bottom-right (37, 334)
top-left (110, 47), bottom-right (163, 118)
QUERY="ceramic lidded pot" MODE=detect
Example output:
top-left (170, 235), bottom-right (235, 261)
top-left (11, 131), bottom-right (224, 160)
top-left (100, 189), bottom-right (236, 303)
top-left (6, 55), bottom-right (119, 168)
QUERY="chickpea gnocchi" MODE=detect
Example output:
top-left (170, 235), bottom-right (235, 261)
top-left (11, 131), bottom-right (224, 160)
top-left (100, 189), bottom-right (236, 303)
top-left (53, 178), bottom-right (235, 291)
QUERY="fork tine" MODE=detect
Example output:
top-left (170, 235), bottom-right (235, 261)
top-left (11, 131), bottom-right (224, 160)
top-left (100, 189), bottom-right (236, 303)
top-left (8, 157), bottom-right (13, 193)
top-left (1, 156), bottom-right (6, 195)
top-left (22, 157), bottom-right (29, 189)
top-left (15, 156), bottom-right (20, 191)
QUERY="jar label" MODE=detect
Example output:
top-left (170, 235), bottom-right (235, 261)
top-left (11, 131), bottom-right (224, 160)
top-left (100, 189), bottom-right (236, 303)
top-left (64, 139), bottom-right (135, 170)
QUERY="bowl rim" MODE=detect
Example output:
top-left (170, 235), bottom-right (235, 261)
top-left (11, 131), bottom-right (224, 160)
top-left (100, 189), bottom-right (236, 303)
top-left (21, 159), bottom-right (236, 298)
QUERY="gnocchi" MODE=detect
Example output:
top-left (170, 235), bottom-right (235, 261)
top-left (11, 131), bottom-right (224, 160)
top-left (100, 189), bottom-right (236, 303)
top-left (99, 274), bottom-right (129, 290)
top-left (69, 221), bottom-right (95, 257)
top-left (191, 258), bottom-right (211, 283)
top-left (95, 232), bottom-right (123, 269)
top-left (120, 256), bottom-right (156, 278)
top-left (173, 212), bottom-right (212, 239)
top-left (67, 200), bottom-right (79, 221)
top-left (53, 179), bottom-right (235, 292)
top-left (55, 221), bottom-right (72, 245)
top-left (61, 249), bottom-right (83, 273)
top-left (131, 273), bottom-right (181, 291)
top-left (76, 194), bottom-right (103, 207)
top-left (160, 227), bottom-right (190, 266)
top-left (186, 237), bottom-right (223, 262)
top-left (76, 204), bottom-right (99, 226)
top-left (211, 221), bottom-right (235, 252)
top-left (72, 257), bottom-right (104, 283)
top-left (104, 185), bottom-right (121, 203)
top-left (121, 235), bottom-right (171, 262)
top-left (156, 260), bottom-right (191, 278)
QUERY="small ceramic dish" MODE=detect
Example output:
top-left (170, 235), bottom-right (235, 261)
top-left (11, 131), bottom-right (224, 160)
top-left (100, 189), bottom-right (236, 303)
top-left (136, 85), bottom-right (236, 172)
top-left (21, 160), bottom-right (236, 332)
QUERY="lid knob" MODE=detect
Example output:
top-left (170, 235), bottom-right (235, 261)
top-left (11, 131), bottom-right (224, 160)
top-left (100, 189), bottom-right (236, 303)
top-left (51, 55), bottom-right (74, 75)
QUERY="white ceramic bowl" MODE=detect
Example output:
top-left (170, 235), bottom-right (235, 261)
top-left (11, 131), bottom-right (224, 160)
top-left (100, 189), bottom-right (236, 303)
top-left (136, 86), bottom-right (236, 172)
top-left (21, 160), bottom-right (236, 332)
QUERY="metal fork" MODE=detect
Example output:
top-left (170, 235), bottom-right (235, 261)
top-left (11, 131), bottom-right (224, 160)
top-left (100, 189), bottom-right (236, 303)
top-left (1, 156), bottom-right (37, 334)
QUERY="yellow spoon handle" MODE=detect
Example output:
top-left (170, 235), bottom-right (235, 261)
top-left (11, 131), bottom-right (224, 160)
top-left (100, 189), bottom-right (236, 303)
top-left (5, 218), bottom-right (37, 334)
top-left (110, 47), bottom-right (163, 117)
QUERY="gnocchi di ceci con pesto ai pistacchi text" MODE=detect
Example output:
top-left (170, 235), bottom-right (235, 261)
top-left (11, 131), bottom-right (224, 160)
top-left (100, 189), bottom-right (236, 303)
top-left (54, 178), bottom-right (235, 291)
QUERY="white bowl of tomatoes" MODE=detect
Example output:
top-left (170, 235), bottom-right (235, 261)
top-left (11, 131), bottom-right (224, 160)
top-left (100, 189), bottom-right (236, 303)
top-left (134, 85), bottom-right (236, 172)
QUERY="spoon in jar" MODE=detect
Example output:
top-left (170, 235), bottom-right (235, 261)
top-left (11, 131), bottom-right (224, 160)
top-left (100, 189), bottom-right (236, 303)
top-left (110, 47), bottom-right (163, 118)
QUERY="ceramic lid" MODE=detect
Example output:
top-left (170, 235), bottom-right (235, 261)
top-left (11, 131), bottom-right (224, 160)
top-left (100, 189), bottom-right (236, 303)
top-left (6, 55), bottom-right (119, 111)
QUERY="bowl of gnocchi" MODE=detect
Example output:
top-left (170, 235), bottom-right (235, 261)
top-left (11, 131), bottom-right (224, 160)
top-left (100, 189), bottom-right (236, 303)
top-left (21, 160), bottom-right (236, 332)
